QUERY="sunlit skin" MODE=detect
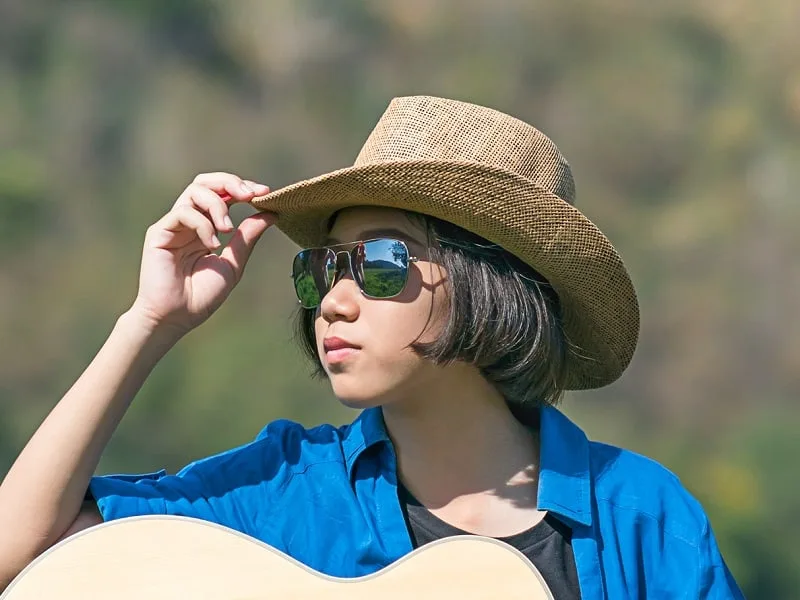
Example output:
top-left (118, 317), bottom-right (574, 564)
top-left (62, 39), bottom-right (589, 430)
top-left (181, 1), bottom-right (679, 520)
top-left (314, 207), bottom-right (450, 408)
top-left (313, 206), bottom-right (545, 537)
top-left (0, 177), bottom-right (547, 593)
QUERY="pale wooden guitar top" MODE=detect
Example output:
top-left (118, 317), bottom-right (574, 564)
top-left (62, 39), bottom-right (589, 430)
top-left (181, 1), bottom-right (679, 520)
top-left (2, 515), bottom-right (554, 599)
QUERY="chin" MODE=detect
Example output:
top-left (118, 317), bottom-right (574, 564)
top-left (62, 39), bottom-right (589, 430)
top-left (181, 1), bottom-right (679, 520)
top-left (336, 396), bottom-right (383, 410)
top-left (329, 377), bottom-right (388, 410)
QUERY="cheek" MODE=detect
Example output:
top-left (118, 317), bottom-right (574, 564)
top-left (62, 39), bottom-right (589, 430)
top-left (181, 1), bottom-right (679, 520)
top-left (412, 262), bottom-right (450, 342)
top-left (376, 305), bottom-right (436, 350)
top-left (371, 266), bottom-right (449, 350)
top-left (312, 262), bottom-right (449, 364)
top-left (313, 310), bottom-right (326, 356)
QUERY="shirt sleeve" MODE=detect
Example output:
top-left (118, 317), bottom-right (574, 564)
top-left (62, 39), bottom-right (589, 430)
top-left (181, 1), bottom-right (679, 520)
top-left (88, 420), bottom-right (300, 537)
top-left (696, 518), bottom-right (745, 599)
top-left (89, 467), bottom-right (215, 523)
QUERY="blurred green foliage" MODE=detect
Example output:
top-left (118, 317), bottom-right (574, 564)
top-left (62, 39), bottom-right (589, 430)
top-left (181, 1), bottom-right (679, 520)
top-left (0, 1), bottom-right (797, 597)
top-left (362, 269), bottom-right (406, 297)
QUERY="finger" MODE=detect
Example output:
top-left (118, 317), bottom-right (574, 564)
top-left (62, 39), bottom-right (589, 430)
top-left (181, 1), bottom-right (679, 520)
top-left (176, 184), bottom-right (233, 233)
top-left (191, 172), bottom-right (270, 202)
top-left (154, 205), bottom-right (221, 251)
top-left (219, 212), bottom-right (277, 280)
top-left (243, 179), bottom-right (271, 196)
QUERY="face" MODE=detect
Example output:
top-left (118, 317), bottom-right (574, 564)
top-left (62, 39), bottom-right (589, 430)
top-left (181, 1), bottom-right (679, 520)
top-left (312, 206), bottom-right (449, 409)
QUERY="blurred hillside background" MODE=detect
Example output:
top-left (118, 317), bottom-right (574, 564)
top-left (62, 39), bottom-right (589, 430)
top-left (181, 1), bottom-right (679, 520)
top-left (1, 0), bottom-right (797, 596)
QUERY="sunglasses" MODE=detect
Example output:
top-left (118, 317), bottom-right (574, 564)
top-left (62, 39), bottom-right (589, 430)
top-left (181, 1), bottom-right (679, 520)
top-left (291, 238), bottom-right (420, 308)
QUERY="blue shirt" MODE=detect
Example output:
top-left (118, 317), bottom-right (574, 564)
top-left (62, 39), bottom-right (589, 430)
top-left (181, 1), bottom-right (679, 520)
top-left (90, 406), bottom-right (743, 598)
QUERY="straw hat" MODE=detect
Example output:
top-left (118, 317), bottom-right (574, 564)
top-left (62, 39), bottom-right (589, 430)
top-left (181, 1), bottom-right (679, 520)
top-left (251, 95), bottom-right (639, 390)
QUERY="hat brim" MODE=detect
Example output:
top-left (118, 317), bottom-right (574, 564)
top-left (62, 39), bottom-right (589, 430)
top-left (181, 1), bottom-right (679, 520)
top-left (252, 159), bottom-right (639, 390)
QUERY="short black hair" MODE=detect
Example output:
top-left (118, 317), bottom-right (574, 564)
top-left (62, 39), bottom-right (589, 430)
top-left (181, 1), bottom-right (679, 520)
top-left (293, 211), bottom-right (569, 427)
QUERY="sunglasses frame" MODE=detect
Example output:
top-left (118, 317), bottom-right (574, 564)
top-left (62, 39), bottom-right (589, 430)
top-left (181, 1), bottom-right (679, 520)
top-left (291, 237), bottom-right (420, 308)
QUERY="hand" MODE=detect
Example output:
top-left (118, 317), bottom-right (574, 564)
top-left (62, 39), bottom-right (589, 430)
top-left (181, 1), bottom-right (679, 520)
top-left (129, 172), bottom-right (276, 338)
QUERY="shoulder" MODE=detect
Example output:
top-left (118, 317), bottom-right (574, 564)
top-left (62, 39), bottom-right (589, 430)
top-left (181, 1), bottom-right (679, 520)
top-left (588, 440), bottom-right (709, 546)
top-left (168, 419), bottom-right (350, 484)
top-left (243, 418), bottom-right (349, 466)
top-left (254, 418), bottom-right (347, 446)
top-left (585, 441), bottom-right (744, 597)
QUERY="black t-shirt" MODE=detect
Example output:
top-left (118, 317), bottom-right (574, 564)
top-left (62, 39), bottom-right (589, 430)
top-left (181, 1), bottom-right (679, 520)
top-left (399, 483), bottom-right (581, 599)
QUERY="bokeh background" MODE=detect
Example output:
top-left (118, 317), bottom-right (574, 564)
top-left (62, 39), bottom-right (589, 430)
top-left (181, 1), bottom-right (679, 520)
top-left (1, 1), bottom-right (798, 596)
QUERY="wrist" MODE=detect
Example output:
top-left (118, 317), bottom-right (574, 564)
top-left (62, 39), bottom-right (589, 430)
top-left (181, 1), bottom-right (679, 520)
top-left (116, 306), bottom-right (185, 350)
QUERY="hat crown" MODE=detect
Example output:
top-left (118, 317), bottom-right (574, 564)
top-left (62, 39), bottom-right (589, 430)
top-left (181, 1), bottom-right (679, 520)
top-left (354, 96), bottom-right (576, 204)
top-left (254, 94), bottom-right (639, 389)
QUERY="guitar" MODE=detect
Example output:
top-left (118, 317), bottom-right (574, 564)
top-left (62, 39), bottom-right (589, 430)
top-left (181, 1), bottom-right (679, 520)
top-left (2, 515), bottom-right (555, 599)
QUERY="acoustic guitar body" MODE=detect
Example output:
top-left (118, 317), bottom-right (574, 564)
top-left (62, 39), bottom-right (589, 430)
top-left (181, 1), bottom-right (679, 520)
top-left (2, 515), bottom-right (554, 599)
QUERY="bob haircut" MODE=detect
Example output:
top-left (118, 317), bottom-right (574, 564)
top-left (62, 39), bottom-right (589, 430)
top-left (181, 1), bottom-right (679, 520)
top-left (293, 211), bottom-right (569, 427)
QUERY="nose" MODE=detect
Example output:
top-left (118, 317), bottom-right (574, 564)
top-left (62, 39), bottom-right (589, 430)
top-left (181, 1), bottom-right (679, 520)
top-left (319, 252), bottom-right (360, 323)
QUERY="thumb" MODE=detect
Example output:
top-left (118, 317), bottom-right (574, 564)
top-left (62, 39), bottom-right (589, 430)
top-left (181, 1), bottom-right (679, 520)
top-left (219, 211), bottom-right (277, 280)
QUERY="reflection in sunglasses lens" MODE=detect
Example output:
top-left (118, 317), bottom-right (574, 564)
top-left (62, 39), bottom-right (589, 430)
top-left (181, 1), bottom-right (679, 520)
top-left (293, 250), bottom-right (320, 308)
top-left (292, 239), bottom-right (411, 308)
top-left (361, 239), bottom-right (408, 298)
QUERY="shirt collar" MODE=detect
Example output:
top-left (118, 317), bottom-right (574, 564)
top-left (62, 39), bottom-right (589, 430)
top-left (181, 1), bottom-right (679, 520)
top-left (536, 405), bottom-right (593, 526)
top-left (343, 406), bottom-right (390, 480)
top-left (342, 404), bottom-right (593, 527)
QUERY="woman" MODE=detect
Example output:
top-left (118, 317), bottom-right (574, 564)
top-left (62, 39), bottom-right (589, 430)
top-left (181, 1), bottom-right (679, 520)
top-left (0, 96), bottom-right (742, 598)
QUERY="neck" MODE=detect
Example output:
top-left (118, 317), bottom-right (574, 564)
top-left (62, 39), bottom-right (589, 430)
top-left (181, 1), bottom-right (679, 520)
top-left (381, 362), bottom-right (540, 510)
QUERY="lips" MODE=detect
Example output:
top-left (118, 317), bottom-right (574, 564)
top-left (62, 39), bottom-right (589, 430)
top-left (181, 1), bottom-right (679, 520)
top-left (323, 336), bottom-right (361, 366)
top-left (323, 337), bottom-right (361, 352)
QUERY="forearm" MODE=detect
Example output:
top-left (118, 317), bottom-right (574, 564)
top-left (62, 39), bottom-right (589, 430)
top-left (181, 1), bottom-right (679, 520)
top-left (0, 170), bottom-right (271, 591)
top-left (0, 309), bottom-right (179, 580)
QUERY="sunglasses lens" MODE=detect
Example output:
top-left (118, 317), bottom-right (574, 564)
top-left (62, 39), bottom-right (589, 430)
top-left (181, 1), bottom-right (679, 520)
top-left (293, 249), bottom-right (335, 308)
top-left (293, 239), bottom-right (412, 308)
top-left (359, 239), bottom-right (410, 298)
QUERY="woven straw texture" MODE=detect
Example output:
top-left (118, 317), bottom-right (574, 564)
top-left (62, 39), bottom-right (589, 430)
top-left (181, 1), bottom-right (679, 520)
top-left (252, 96), bottom-right (639, 390)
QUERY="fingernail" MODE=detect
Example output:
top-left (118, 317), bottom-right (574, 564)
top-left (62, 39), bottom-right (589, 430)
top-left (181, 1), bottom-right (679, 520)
top-left (241, 182), bottom-right (255, 194)
top-left (211, 235), bottom-right (221, 247)
top-left (247, 180), bottom-right (269, 192)
top-left (224, 216), bottom-right (234, 229)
